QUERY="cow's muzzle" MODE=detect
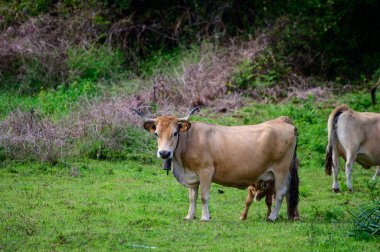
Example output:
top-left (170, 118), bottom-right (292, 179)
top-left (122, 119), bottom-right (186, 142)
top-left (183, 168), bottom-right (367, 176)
top-left (159, 150), bottom-right (171, 159)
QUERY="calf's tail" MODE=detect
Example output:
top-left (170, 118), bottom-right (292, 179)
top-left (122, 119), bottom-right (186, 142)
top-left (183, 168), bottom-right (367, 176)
top-left (288, 127), bottom-right (299, 220)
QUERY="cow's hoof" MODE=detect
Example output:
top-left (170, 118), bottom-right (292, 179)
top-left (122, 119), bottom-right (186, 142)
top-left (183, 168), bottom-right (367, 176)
top-left (200, 216), bottom-right (211, 222)
top-left (266, 217), bottom-right (276, 222)
top-left (348, 188), bottom-right (353, 193)
top-left (293, 216), bottom-right (301, 221)
top-left (184, 216), bottom-right (196, 221)
top-left (240, 215), bottom-right (247, 221)
top-left (332, 188), bottom-right (340, 193)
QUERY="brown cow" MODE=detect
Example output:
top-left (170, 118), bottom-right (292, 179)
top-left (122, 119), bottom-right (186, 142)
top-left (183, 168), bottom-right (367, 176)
top-left (135, 107), bottom-right (299, 221)
top-left (325, 104), bottom-right (380, 192)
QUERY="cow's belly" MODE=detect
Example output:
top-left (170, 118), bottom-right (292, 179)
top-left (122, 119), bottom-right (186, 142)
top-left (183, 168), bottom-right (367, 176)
top-left (172, 161), bottom-right (199, 188)
top-left (357, 153), bottom-right (379, 169)
top-left (212, 170), bottom-right (274, 189)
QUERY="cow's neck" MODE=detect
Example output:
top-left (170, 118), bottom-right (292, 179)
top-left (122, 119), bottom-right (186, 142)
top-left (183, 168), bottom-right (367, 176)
top-left (173, 132), bottom-right (186, 167)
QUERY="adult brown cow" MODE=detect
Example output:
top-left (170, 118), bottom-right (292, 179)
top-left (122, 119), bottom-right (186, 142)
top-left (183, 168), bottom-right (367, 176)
top-left (134, 107), bottom-right (299, 221)
top-left (325, 105), bottom-right (380, 192)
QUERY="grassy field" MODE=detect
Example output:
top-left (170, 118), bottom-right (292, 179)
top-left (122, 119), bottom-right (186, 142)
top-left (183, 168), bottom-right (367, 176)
top-left (0, 92), bottom-right (379, 251)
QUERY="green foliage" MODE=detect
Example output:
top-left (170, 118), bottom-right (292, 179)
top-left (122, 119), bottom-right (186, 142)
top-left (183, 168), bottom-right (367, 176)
top-left (372, 67), bottom-right (380, 83)
top-left (0, 54), bottom-right (66, 94)
top-left (2, 0), bottom-right (380, 89)
top-left (67, 45), bottom-right (126, 82)
top-left (348, 201), bottom-right (380, 238)
top-left (0, 0), bottom-right (53, 26)
top-left (266, 0), bottom-right (380, 79)
top-left (37, 80), bottom-right (97, 116)
top-left (230, 48), bottom-right (291, 90)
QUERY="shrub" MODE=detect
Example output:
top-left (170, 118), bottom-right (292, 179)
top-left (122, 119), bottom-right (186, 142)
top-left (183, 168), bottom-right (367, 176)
top-left (37, 80), bottom-right (97, 116)
top-left (67, 45), bottom-right (126, 82)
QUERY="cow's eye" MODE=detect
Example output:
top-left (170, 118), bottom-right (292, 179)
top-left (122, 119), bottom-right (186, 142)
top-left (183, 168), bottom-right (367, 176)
top-left (174, 131), bottom-right (178, 137)
top-left (154, 132), bottom-right (158, 137)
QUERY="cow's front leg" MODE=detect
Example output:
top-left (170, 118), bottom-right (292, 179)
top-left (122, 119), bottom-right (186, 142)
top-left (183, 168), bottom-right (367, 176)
top-left (199, 169), bottom-right (213, 221)
top-left (184, 186), bottom-right (198, 221)
top-left (369, 166), bottom-right (380, 188)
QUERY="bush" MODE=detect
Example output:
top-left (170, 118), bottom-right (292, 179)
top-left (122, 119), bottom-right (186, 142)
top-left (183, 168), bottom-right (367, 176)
top-left (37, 80), bottom-right (97, 116)
top-left (230, 47), bottom-right (291, 90)
top-left (67, 45), bottom-right (126, 82)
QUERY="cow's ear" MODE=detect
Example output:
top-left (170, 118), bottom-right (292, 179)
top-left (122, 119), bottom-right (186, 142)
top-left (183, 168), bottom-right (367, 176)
top-left (143, 122), bottom-right (156, 133)
top-left (178, 121), bottom-right (191, 132)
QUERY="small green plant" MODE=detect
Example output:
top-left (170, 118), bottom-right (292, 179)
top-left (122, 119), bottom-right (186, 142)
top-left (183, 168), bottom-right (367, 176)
top-left (348, 201), bottom-right (380, 239)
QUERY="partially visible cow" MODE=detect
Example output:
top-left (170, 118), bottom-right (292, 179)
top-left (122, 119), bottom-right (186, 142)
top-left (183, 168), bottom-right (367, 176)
top-left (325, 105), bottom-right (380, 192)
top-left (134, 107), bottom-right (300, 222)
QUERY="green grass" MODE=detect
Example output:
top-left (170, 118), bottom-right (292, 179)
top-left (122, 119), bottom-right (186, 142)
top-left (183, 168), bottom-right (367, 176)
top-left (0, 159), bottom-right (378, 251)
top-left (1, 92), bottom-right (380, 251)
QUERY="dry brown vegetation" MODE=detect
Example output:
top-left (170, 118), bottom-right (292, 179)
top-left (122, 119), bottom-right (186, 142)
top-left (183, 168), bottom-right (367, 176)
top-left (0, 30), bottom-right (332, 164)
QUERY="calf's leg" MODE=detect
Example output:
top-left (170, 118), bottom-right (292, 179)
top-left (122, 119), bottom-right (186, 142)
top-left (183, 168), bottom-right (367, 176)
top-left (240, 187), bottom-right (254, 220)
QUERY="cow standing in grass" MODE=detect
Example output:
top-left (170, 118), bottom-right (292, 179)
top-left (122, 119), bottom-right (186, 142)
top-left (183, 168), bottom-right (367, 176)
top-left (134, 107), bottom-right (299, 222)
top-left (325, 105), bottom-right (380, 192)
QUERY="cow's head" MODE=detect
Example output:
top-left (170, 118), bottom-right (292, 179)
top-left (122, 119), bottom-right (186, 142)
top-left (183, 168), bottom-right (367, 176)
top-left (132, 107), bottom-right (200, 159)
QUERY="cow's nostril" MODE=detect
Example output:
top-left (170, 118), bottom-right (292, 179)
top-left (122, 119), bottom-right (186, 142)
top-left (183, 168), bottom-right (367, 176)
top-left (159, 150), bottom-right (171, 159)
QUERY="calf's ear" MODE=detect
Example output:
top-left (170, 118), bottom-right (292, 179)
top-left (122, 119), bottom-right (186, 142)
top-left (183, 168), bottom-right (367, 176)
top-left (143, 122), bottom-right (156, 133)
top-left (178, 121), bottom-right (191, 132)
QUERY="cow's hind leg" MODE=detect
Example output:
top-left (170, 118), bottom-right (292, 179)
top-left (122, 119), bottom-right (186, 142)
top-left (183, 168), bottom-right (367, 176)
top-left (267, 174), bottom-right (288, 222)
top-left (332, 146), bottom-right (341, 192)
top-left (240, 187), bottom-right (254, 220)
top-left (285, 193), bottom-right (300, 220)
top-left (345, 150), bottom-right (357, 193)
top-left (184, 186), bottom-right (198, 221)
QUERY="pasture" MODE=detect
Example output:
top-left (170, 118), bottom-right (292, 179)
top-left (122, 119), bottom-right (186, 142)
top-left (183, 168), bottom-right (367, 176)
top-left (1, 93), bottom-right (379, 251)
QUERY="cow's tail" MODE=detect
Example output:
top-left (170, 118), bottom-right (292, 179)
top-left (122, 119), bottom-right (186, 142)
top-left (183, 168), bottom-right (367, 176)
top-left (325, 105), bottom-right (350, 175)
top-left (288, 126), bottom-right (299, 220)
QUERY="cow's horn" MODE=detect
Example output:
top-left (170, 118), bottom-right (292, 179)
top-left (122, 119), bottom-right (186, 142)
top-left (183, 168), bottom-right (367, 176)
top-left (178, 106), bottom-right (201, 121)
top-left (130, 108), bottom-right (155, 122)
